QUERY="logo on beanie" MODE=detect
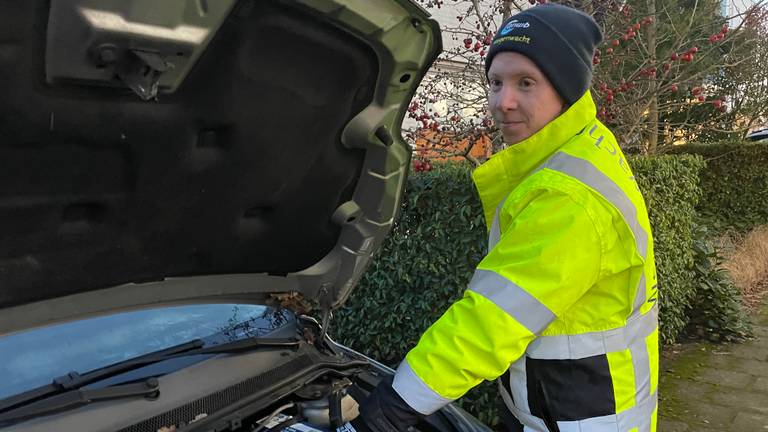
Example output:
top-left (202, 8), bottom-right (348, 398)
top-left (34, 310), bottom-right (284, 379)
top-left (500, 20), bottom-right (530, 35)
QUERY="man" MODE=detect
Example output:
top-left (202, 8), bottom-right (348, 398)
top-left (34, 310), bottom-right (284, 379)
top-left (341, 4), bottom-right (659, 431)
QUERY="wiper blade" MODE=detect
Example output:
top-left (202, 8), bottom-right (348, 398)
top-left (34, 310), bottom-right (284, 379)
top-left (191, 337), bottom-right (301, 355)
top-left (0, 379), bottom-right (160, 425)
top-left (0, 337), bottom-right (299, 416)
top-left (0, 339), bottom-right (203, 413)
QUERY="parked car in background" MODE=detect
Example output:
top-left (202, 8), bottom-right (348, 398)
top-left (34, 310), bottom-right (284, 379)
top-left (746, 128), bottom-right (768, 143)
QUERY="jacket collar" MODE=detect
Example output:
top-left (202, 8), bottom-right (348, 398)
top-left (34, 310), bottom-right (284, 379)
top-left (472, 91), bottom-right (597, 229)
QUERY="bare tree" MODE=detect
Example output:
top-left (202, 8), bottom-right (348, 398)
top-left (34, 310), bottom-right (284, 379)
top-left (404, 0), bottom-right (768, 169)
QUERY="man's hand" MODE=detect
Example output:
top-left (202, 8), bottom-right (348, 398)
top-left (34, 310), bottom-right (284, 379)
top-left (336, 379), bottom-right (423, 432)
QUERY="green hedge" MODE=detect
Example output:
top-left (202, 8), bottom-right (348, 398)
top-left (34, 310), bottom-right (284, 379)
top-left (686, 221), bottom-right (751, 342)
top-left (631, 155), bottom-right (705, 344)
top-left (332, 156), bottom-right (704, 426)
top-left (668, 142), bottom-right (768, 232)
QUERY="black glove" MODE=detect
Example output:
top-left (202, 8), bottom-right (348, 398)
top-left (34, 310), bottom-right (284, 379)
top-left (337, 379), bottom-right (424, 432)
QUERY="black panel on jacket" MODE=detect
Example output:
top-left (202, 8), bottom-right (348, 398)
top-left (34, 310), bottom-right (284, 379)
top-left (526, 354), bottom-right (615, 422)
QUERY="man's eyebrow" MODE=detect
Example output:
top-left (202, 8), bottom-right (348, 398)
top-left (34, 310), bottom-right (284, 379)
top-left (488, 71), bottom-right (539, 80)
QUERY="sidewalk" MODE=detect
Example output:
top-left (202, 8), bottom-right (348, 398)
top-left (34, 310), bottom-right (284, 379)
top-left (658, 302), bottom-right (768, 431)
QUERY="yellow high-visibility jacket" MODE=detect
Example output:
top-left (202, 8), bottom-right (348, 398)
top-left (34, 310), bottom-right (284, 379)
top-left (392, 91), bottom-right (659, 432)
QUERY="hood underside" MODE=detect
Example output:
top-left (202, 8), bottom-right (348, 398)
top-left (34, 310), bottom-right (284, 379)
top-left (0, 0), bottom-right (441, 334)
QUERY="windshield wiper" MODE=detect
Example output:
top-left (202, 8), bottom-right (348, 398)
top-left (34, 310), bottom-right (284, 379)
top-left (0, 378), bottom-right (160, 425)
top-left (0, 336), bottom-right (300, 418)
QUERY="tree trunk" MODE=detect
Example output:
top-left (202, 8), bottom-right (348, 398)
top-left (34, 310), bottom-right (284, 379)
top-left (646, 0), bottom-right (659, 154)
top-left (502, 1), bottom-right (513, 21)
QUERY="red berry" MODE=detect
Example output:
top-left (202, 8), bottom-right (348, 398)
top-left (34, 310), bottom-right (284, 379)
top-left (670, 84), bottom-right (678, 92)
top-left (622, 34), bottom-right (629, 41)
top-left (629, 31), bottom-right (637, 38)
top-left (606, 94), bottom-right (614, 102)
top-left (606, 48), bottom-right (614, 54)
top-left (692, 87), bottom-right (702, 95)
top-left (698, 95), bottom-right (705, 102)
top-left (613, 40), bottom-right (621, 47)
top-left (663, 63), bottom-right (671, 72)
top-left (474, 42), bottom-right (481, 51)
top-left (682, 53), bottom-right (693, 62)
top-left (480, 49), bottom-right (486, 57)
top-left (713, 99), bottom-right (722, 108)
top-left (708, 35), bottom-right (717, 43)
top-left (671, 53), bottom-right (679, 61)
top-left (634, 23), bottom-right (641, 30)
top-left (593, 57), bottom-right (600, 65)
top-left (688, 47), bottom-right (699, 54)
top-left (722, 25), bottom-right (729, 34)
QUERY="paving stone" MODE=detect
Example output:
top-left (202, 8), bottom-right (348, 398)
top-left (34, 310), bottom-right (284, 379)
top-left (728, 344), bottom-right (768, 361)
top-left (712, 389), bottom-right (768, 414)
top-left (733, 358), bottom-right (768, 378)
top-left (682, 402), bottom-right (737, 430)
top-left (658, 419), bottom-right (689, 431)
top-left (754, 377), bottom-right (768, 393)
top-left (709, 355), bottom-right (768, 378)
top-left (658, 304), bottom-right (768, 431)
top-left (695, 368), bottom-right (754, 388)
top-left (671, 380), bottom-right (719, 403)
top-left (731, 412), bottom-right (768, 431)
top-left (754, 325), bottom-right (768, 339)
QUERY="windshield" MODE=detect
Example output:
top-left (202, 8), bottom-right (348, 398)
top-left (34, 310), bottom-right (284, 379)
top-left (0, 304), bottom-right (294, 400)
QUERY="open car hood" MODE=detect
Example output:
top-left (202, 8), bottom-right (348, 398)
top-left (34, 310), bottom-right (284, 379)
top-left (0, 0), bottom-right (441, 335)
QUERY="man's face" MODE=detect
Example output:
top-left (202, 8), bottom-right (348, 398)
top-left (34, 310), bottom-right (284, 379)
top-left (487, 51), bottom-right (566, 145)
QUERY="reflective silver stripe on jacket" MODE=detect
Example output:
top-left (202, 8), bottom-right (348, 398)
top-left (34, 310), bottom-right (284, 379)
top-left (488, 197), bottom-right (507, 249)
top-left (392, 360), bottom-right (453, 415)
top-left (525, 306), bottom-right (658, 359)
top-left (468, 269), bottom-right (557, 335)
top-left (501, 385), bottom-right (658, 432)
top-left (536, 152), bottom-right (648, 260)
top-left (535, 151), bottom-right (651, 316)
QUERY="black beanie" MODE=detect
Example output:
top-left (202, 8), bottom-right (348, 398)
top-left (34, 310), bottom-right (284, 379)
top-left (484, 4), bottom-right (603, 105)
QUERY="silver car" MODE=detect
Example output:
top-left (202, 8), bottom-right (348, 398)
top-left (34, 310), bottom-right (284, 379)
top-left (0, 1), bottom-right (490, 431)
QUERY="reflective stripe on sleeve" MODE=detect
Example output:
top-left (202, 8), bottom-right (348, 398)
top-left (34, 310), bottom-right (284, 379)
top-left (392, 360), bottom-right (453, 415)
top-left (468, 269), bottom-right (557, 335)
top-left (526, 306), bottom-right (658, 360)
